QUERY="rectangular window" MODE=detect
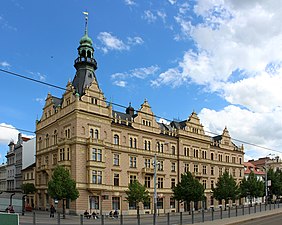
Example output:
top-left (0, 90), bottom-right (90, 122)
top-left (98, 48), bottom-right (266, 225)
top-left (184, 163), bottom-right (189, 173)
top-left (170, 198), bottom-right (176, 209)
top-left (171, 162), bottom-right (176, 172)
top-left (129, 156), bottom-right (137, 168)
top-left (157, 198), bottom-right (163, 209)
top-left (92, 148), bottom-right (102, 162)
top-left (112, 197), bottom-right (120, 210)
top-left (171, 178), bottom-right (176, 188)
top-left (130, 175), bottom-right (137, 184)
top-left (233, 168), bottom-right (236, 177)
top-left (129, 201), bottom-right (137, 210)
top-left (144, 199), bottom-right (151, 209)
top-left (114, 173), bottom-right (119, 186)
top-left (90, 196), bottom-right (99, 210)
top-left (157, 177), bottom-right (164, 189)
top-left (211, 166), bottom-right (214, 175)
top-left (144, 159), bottom-right (151, 168)
top-left (194, 164), bottom-right (198, 173)
top-left (203, 165), bottom-right (207, 175)
top-left (202, 180), bottom-right (207, 189)
top-left (92, 171), bottom-right (102, 184)
top-left (145, 176), bottom-right (151, 188)
top-left (219, 167), bottom-right (223, 176)
top-left (184, 147), bottom-right (189, 156)
top-left (113, 154), bottom-right (120, 166)
top-left (158, 161), bottom-right (164, 171)
top-left (59, 148), bottom-right (65, 161)
top-left (211, 180), bottom-right (214, 189)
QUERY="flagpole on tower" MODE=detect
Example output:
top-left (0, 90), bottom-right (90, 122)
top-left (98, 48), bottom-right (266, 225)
top-left (83, 11), bottom-right (89, 35)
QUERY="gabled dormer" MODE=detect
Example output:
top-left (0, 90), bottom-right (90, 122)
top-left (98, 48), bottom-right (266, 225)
top-left (185, 111), bottom-right (205, 135)
top-left (132, 99), bottom-right (160, 133)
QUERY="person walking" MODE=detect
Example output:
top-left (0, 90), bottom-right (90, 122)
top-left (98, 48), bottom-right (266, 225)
top-left (50, 205), bottom-right (56, 218)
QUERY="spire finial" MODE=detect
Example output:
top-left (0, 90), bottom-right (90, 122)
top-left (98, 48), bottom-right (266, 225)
top-left (83, 11), bottom-right (89, 35)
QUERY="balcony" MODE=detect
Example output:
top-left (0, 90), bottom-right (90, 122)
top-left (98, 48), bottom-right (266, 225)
top-left (192, 172), bottom-right (202, 177)
top-left (142, 167), bottom-right (155, 175)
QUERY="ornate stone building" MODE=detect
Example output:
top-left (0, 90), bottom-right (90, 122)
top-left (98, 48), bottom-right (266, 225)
top-left (35, 20), bottom-right (244, 215)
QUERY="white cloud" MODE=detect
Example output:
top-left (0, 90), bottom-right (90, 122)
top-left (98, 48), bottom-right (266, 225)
top-left (98, 32), bottom-right (129, 53)
top-left (124, 0), bottom-right (136, 6)
top-left (0, 123), bottom-right (19, 145)
top-left (127, 36), bottom-right (144, 45)
top-left (158, 118), bottom-right (170, 125)
top-left (35, 97), bottom-right (44, 105)
top-left (168, 0), bottom-right (177, 5)
top-left (0, 61), bottom-right (10, 68)
top-left (97, 32), bottom-right (144, 53)
top-left (143, 10), bottom-right (157, 23)
top-left (112, 66), bottom-right (160, 87)
top-left (199, 105), bottom-right (282, 160)
top-left (113, 80), bottom-right (127, 87)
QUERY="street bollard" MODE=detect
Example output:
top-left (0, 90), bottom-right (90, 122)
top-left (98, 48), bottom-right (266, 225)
top-left (211, 208), bottom-right (214, 221)
top-left (191, 210), bottom-right (194, 224)
top-left (137, 214), bottom-right (140, 225)
top-left (57, 212), bottom-right (60, 225)
top-left (265, 202), bottom-right (267, 211)
top-left (235, 205), bottom-right (237, 217)
top-left (101, 215), bottom-right (104, 225)
top-left (80, 214), bottom-right (83, 225)
top-left (269, 202), bottom-right (271, 210)
top-left (202, 209), bottom-right (204, 222)
top-left (279, 201), bottom-right (280, 208)
top-left (120, 214), bottom-right (123, 225)
top-left (167, 213), bottom-right (170, 225)
top-left (260, 203), bottom-right (262, 212)
top-left (228, 205), bottom-right (230, 218)
top-left (33, 212), bottom-right (36, 225)
top-left (242, 205), bottom-right (244, 215)
top-left (254, 204), bottom-right (256, 213)
top-left (220, 206), bottom-right (222, 219)
top-left (248, 204), bottom-right (251, 214)
top-left (274, 201), bottom-right (276, 209)
top-left (180, 211), bottom-right (183, 225)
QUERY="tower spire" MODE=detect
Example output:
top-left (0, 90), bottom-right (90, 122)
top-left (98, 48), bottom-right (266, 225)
top-left (83, 11), bottom-right (89, 35)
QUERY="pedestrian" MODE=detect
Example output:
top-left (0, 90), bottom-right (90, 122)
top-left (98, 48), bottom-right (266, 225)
top-left (50, 205), bottom-right (56, 218)
top-left (113, 209), bottom-right (118, 218)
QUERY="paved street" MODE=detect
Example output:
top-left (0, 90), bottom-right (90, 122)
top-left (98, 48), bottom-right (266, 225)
top-left (231, 213), bottom-right (282, 225)
top-left (18, 204), bottom-right (282, 225)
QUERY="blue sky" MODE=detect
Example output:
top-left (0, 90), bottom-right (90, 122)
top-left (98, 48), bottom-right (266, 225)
top-left (1, 0), bottom-right (282, 162)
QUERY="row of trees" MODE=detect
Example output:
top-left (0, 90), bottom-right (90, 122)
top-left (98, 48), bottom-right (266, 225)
top-left (22, 166), bottom-right (282, 218)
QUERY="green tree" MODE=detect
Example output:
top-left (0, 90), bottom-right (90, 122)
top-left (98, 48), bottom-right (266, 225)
top-left (267, 168), bottom-right (282, 199)
top-left (21, 183), bottom-right (36, 194)
top-left (240, 171), bottom-right (264, 206)
top-left (213, 171), bottom-right (239, 210)
top-left (125, 180), bottom-right (150, 218)
top-left (173, 172), bottom-right (205, 212)
top-left (48, 166), bottom-right (79, 218)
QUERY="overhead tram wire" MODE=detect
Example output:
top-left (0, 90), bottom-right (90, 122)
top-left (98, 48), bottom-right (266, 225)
top-left (1, 68), bottom-right (281, 154)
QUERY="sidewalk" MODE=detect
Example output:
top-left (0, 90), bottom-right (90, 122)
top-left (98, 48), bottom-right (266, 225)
top-left (193, 207), bottom-right (282, 225)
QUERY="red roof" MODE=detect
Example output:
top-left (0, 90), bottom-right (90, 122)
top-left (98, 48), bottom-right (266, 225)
top-left (244, 162), bottom-right (265, 175)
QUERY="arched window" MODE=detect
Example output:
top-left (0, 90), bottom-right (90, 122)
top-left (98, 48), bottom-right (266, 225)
top-left (171, 146), bottom-right (176, 155)
top-left (130, 138), bottom-right (133, 148)
top-left (114, 134), bottom-right (119, 145)
top-left (134, 138), bottom-right (137, 148)
top-left (54, 130), bottom-right (58, 145)
top-left (94, 129), bottom-right (99, 139)
top-left (45, 134), bottom-right (49, 148)
top-left (90, 129), bottom-right (94, 138)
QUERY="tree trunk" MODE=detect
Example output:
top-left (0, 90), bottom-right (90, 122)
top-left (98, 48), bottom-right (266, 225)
top-left (62, 199), bottom-right (65, 219)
